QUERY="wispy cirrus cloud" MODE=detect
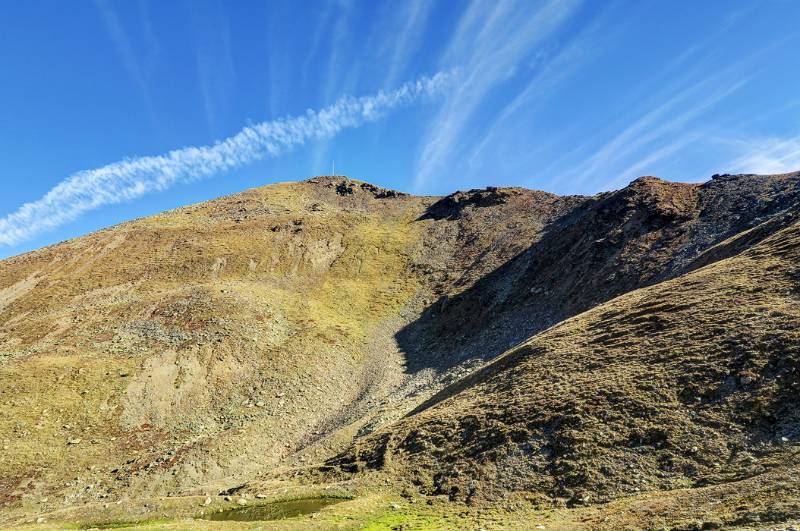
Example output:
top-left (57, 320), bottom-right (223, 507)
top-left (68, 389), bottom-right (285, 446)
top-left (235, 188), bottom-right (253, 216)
top-left (413, 0), bottom-right (583, 191)
top-left (463, 3), bottom-right (619, 175)
top-left (94, 0), bottom-right (158, 123)
top-left (310, 1), bottom-right (358, 176)
top-left (381, 0), bottom-right (434, 89)
top-left (541, 21), bottom-right (795, 193)
top-left (726, 136), bottom-right (800, 175)
top-left (95, 0), bottom-right (148, 94)
top-left (189, 3), bottom-right (236, 132)
top-left (564, 75), bottom-right (751, 192)
top-left (0, 72), bottom-right (454, 247)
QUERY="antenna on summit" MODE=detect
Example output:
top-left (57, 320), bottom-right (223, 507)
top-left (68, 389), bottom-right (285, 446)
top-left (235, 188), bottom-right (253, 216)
top-left (332, 160), bottom-right (336, 177)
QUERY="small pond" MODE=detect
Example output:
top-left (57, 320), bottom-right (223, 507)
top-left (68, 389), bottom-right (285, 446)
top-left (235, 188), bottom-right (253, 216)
top-left (201, 497), bottom-right (346, 522)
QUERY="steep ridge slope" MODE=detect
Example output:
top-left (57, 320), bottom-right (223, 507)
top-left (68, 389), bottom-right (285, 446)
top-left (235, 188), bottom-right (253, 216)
top-left (402, 172), bottom-right (800, 372)
top-left (329, 206), bottom-right (800, 519)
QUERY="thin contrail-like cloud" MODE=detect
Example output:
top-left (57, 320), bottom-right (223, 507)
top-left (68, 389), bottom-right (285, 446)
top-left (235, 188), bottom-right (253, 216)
top-left (0, 72), bottom-right (454, 247)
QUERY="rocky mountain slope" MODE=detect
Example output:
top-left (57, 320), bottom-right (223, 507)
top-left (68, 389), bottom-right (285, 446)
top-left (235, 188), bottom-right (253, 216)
top-left (330, 200), bottom-right (800, 512)
top-left (1, 171), bottom-right (799, 528)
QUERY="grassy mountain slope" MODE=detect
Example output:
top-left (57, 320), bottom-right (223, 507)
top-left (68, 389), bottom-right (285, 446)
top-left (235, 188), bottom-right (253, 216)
top-left (0, 178), bottom-right (431, 506)
top-left (1, 171), bottom-right (799, 528)
top-left (0, 176), bottom-right (573, 515)
top-left (330, 202), bottom-right (800, 521)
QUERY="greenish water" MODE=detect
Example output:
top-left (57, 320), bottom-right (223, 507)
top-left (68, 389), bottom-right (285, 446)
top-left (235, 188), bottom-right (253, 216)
top-left (202, 497), bottom-right (346, 522)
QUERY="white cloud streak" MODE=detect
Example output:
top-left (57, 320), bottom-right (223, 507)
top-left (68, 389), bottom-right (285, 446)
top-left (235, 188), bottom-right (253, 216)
top-left (0, 72), bottom-right (454, 247)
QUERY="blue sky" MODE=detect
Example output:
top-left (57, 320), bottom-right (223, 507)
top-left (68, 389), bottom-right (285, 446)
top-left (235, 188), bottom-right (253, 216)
top-left (1, 0), bottom-right (799, 258)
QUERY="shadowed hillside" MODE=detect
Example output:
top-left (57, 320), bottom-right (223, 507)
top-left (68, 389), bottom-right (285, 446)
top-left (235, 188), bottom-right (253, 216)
top-left (328, 188), bottom-right (800, 524)
top-left (397, 173), bottom-right (800, 374)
